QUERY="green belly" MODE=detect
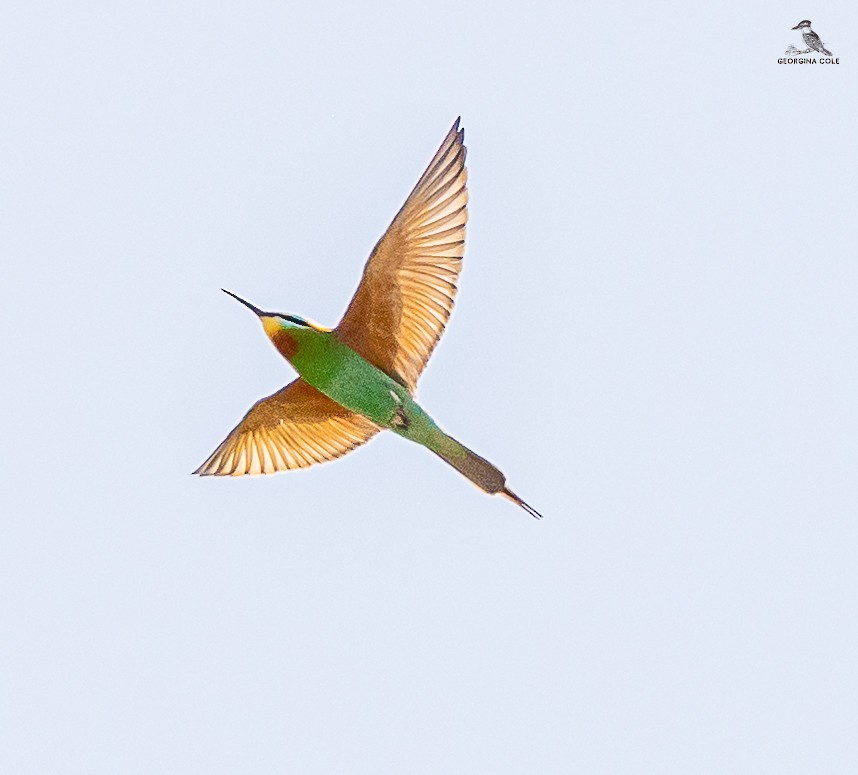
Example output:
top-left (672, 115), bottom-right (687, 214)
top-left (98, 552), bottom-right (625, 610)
top-left (290, 331), bottom-right (410, 428)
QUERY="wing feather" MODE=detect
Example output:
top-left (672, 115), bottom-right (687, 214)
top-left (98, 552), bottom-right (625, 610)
top-left (335, 119), bottom-right (468, 391)
top-left (194, 379), bottom-right (379, 476)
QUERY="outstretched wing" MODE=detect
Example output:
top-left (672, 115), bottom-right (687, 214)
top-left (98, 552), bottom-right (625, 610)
top-left (194, 379), bottom-right (379, 476)
top-left (335, 119), bottom-right (468, 392)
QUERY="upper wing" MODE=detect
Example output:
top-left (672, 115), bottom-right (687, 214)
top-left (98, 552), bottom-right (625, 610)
top-left (194, 378), bottom-right (379, 476)
top-left (335, 119), bottom-right (468, 392)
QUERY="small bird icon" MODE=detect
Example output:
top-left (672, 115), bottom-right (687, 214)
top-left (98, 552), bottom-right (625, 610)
top-left (791, 20), bottom-right (833, 56)
top-left (195, 119), bottom-right (542, 519)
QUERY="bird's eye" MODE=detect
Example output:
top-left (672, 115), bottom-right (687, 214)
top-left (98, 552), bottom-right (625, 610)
top-left (278, 314), bottom-right (306, 326)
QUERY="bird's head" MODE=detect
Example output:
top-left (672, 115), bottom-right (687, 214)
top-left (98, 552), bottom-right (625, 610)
top-left (221, 289), bottom-right (330, 342)
top-left (792, 20), bottom-right (812, 30)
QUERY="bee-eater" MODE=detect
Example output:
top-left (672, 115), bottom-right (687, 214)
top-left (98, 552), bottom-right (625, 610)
top-left (195, 119), bottom-right (542, 519)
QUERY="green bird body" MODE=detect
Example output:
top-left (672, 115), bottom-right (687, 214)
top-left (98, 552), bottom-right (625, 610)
top-left (281, 324), bottom-right (411, 429)
top-left (196, 120), bottom-right (541, 518)
top-left (277, 322), bottom-right (510, 498)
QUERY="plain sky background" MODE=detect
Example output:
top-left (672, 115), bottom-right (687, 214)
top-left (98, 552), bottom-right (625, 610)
top-left (2, 1), bottom-right (857, 772)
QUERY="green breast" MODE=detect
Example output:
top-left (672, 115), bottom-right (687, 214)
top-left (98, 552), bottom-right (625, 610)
top-left (290, 329), bottom-right (408, 427)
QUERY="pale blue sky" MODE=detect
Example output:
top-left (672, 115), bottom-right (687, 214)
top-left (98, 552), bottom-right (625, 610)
top-left (3, 1), bottom-right (857, 772)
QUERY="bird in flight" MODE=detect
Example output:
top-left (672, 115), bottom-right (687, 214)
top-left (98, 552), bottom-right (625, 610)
top-left (195, 119), bottom-right (542, 519)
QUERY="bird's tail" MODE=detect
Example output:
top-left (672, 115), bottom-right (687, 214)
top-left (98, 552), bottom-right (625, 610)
top-left (822, 46), bottom-right (833, 56)
top-left (425, 431), bottom-right (542, 519)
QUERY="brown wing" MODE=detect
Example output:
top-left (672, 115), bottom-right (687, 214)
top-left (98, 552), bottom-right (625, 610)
top-left (194, 379), bottom-right (379, 476)
top-left (335, 119), bottom-right (468, 392)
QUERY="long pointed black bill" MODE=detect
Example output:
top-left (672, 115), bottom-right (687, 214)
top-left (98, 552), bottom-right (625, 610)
top-left (221, 288), bottom-right (264, 316)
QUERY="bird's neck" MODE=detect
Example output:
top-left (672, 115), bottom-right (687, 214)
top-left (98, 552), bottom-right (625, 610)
top-left (269, 328), bottom-right (299, 361)
top-left (268, 324), bottom-right (333, 365)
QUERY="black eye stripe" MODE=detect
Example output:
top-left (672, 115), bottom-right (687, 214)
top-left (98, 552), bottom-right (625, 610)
top-left (276, 313), bottom-right (307, 326)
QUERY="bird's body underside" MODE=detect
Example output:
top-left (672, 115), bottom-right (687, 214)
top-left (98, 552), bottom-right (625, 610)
top-left (195, 120), bottom-right (542, 518)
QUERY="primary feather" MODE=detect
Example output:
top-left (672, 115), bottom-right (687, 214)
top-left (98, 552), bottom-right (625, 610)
top-left (194, 379), bottom-right (379, 476)
top-left (336, 119), bottom-right (468, 391)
